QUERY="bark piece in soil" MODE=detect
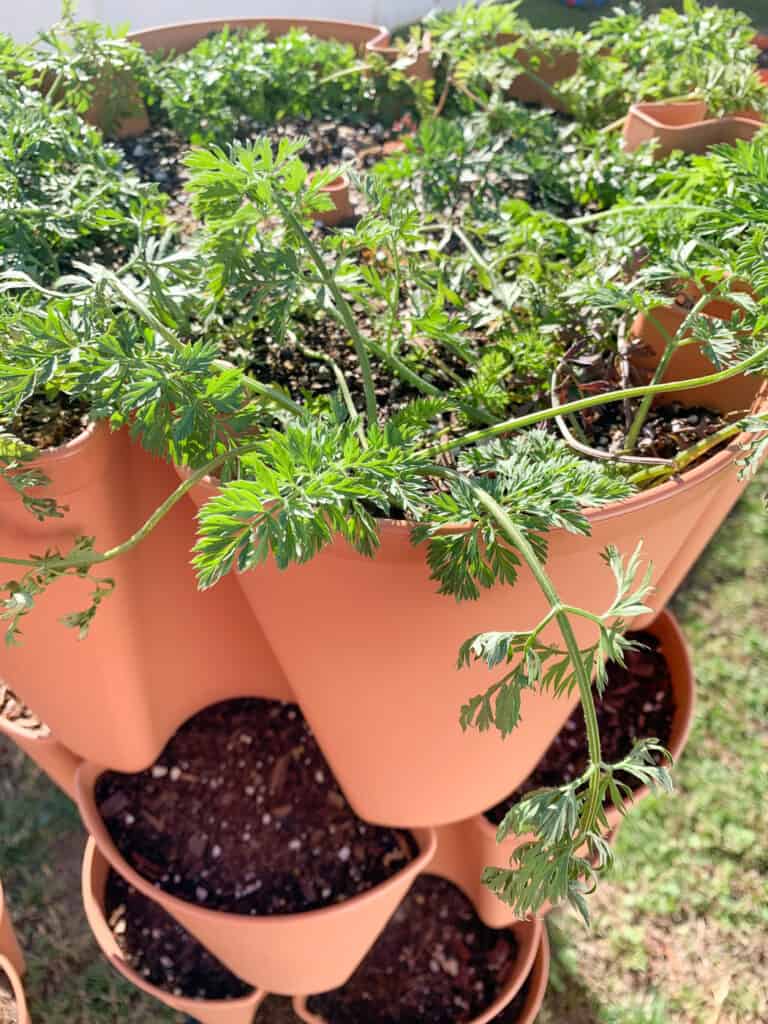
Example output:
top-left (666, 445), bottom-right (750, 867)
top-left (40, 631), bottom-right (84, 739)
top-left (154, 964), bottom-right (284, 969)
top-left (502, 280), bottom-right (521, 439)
top-left (0, 683), bottom-right (49, 737)
top-left (0, 969), bottom-right (17, 1024)
top-left (485, 630), bottom-right (676, 826)
top-left (7, 393), bottom-right (89, 450)
top-left (96, 698), bottom-right (418, 916)
top-left (106, 868), bottom-right (252, 1000)
top-left (306, 875), bottom-right (520, 1024)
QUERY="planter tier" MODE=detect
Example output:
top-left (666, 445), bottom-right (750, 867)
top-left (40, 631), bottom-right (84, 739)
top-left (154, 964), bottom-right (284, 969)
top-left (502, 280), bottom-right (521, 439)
top-left (623, 100), bottom-right (762, 156)
top-left (0, 424), bottom-right (290, 772)
top-left (0, 883), bottom-right (29, 1024)
top-left (497, 36), bottom-right (579, 111)
top-left (82, 841), bottom-right (267, 1024)
top-left (292, 921), bottom-right (549, 1024)
top-left (430, 608), bottom-right (694, 929)
top-left (98, 18), bottom-right (432, 138)
top-left (182, 308), bottom-right (759, 827)
top-left (76, 765), bottom-right (436, 995)
top-left (0, 712), bottom-right (80, 800)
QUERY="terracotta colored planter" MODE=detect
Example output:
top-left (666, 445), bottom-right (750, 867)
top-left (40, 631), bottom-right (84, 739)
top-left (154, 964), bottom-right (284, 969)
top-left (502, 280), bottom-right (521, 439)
top-left (0, 710), bottom-right (81, 800)
top-left (622, 100), bottom-right (762, 157)
top-left (0, 955), bottom-right (29, 1024)
top-left (76, 761), bottom-right (437, 995)
top-left (497, 36), bottom-right (579, 111)
top-left (310, 173), bottom-right (355, 226)
top-left (629, 301), bottom-right (767, 613)
top-left (0, 423), bottom-right (290, 771)
top-left (430, 609), bottom-right (694, 928)
top-left (754, 34), bottom-right (768, 86)
top-left (82, 840), bottom-right (266, 1024)
top-left (182, 337), bottom-right (754, 829)
top-left (0, 883), bottom-right (24, 980)
top-left (291, 917), bottom-right (543, 1024)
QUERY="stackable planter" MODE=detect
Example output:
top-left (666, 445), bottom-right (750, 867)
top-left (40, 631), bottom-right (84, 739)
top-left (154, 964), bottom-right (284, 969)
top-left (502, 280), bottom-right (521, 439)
top-left (430, 609), bottom-right (694, 929)
top-left (756, 34), bottom-right (768, 86)
top-left (76, 764), bottom-right (436, 996)
top-left (309, 173), bottom-right (355, 226)
top-left (496, 35), bottom-right (579, 111)
top-left (292, 922), bottom-right (547, 1024)
top-left (0, 423), bottom-right (290, 771)
top-left (0, 710), bottom-right (80, 800)
top-left (82, 841), bottom-right (266, 1024)
top-left (104, 18), bottom-right (432, 138)
top-left (622, 100), bottom-right (762, 156)
top-left (183, 315), bottom-right (759, 829)
top-left (0, 883), bottom-right (28, 1024)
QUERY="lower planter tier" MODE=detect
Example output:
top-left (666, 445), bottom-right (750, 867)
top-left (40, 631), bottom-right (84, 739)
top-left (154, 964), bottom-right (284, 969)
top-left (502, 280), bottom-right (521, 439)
top-left (83, 840), bottom-right (266, 1024)
top-left (83, 839), bottom-right (544, 1024)
top-left (623, 100), bottom-right (762, 156)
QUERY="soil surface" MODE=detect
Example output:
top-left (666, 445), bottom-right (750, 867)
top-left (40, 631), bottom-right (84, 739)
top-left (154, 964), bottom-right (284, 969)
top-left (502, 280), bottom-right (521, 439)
top-left (485, 630), bottom-right (676, 825)
top-left (8, 393), bottom-right (89, 450)
top-left (0, 971), bottom-right (17, 1024)
top-left (757, 47), bottom-right (768, 69)
top-left (581, 400), bottom-right (728, 460)
top-left (96, 698), bottom-right (418, 916)
top-left (118, 116), bottom-right (405, 234)
top-left (306, 875), bottom-right (520, 1024)
top-left (0, 684), bottom-right (49, 737)
top-left (105, 868), bottom-right (252, 1000)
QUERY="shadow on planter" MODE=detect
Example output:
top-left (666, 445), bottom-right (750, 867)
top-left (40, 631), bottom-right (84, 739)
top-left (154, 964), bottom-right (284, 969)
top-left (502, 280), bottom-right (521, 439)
top-left (82, 840), bottom-right (267, 1024)
top-left (622, 100), bottom-right (762, 157)
top-left (76, 763), bottom-right (437, 996)
top-left (0, 424), bottom-right (291, 772)
top-left (497, 36), bottom-right (579, 111)
top-left (430, 609), bottom-right (694, 929)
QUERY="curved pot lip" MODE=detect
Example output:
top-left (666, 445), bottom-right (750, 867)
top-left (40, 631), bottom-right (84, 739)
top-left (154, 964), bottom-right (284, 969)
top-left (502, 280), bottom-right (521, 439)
top-left (0, 954), bottom-right (28, 1024)
top-left (291, 916), bottom-right (543, 1024)
top-left (0, 418), bottom-right (111, 505)
top-left (176, 407), bottom-right (756, 545)
top-left (76, 761), bottom-right (437, 928)
top-left (470, 607), bottom-right (695, 841)
top-left (127, 17), bottom-right (390, 52)
top-left (627, 99), bottom-right (763, 130)
top-left (81, 839), bottom-right (266, 1015)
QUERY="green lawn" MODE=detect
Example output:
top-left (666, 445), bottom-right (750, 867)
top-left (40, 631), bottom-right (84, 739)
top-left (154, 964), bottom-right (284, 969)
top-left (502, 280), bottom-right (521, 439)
top-left (2, 470), bottom-right (766, 1023)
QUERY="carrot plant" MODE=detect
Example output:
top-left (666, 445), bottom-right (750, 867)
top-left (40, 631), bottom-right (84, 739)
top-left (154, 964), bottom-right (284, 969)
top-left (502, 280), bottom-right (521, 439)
top-left (1, 3), bottom-right (767, 923)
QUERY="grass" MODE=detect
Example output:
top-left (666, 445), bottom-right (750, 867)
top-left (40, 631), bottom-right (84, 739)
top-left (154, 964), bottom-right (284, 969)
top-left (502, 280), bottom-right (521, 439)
top-left (1, 471), bottom-right (767, 1023)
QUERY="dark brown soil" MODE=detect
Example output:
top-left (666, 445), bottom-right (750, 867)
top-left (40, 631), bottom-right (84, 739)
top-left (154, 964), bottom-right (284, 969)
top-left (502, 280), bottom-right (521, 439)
top-left (118, 116), bottom-right (405, 233)
top-left (105, 868), bottom-right (252, 1000)
top-left (580, 399), bottom-right (728, 460)
top-left (490, 975), bottom-right (532, 1023)
top-left (96, 698), bottom-right (418, 916)
top-left (485, 631), bottom-right (676, 826)
top-left (757, 47), bottom-right (768, 70)
top-left (8, 393), bottom-right (89, 450)
top-left (0, 970), bottom-right (17, 1024)
top-left (306, 875), bottom-right (520, 1024)
top-left (0, 684), bottom-right (49, 736)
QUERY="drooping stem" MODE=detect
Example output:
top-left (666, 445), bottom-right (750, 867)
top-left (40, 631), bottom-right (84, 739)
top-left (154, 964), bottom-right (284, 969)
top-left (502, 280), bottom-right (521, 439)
top-left (105, 273), bottom-right (306, 417)
top-left (429, 467), bottom-right (604, 834)
top-left (623, 290), bottom-right (715, 452)
top-left (0, 442), bottom-right (262, 573)
top-left (421, 341), bottom-right (768, 457)
top-left (566, 202), bottom-right (719, 227)
top-left (275, 197), bottom-right (379, 426)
